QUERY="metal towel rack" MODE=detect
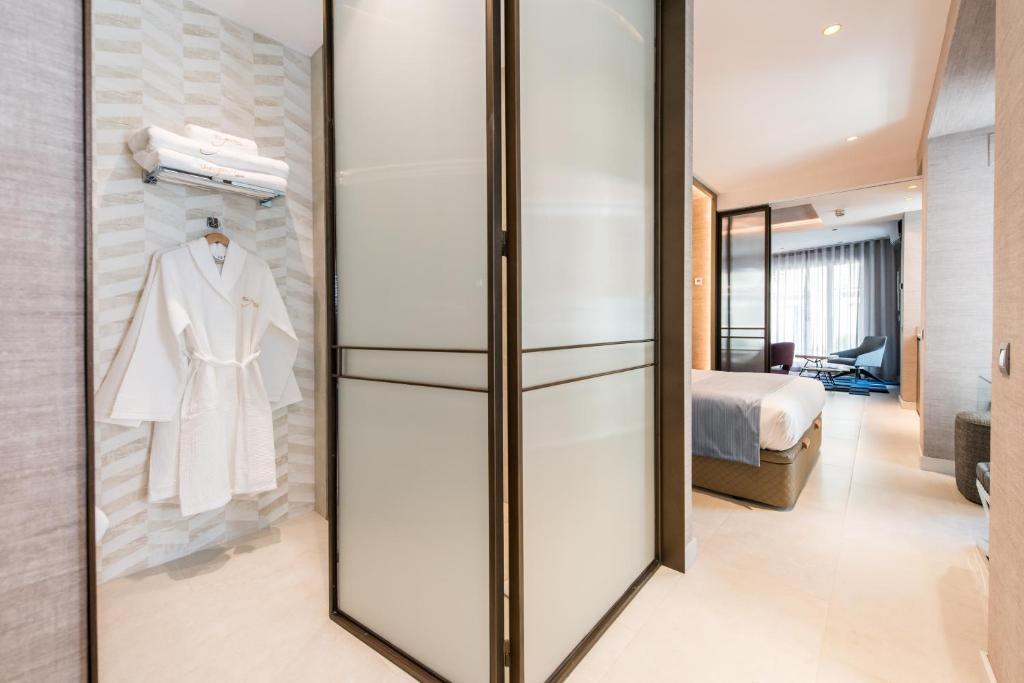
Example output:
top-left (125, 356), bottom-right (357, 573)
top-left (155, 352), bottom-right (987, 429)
top-left (142, 165), bottom-right (284, 208)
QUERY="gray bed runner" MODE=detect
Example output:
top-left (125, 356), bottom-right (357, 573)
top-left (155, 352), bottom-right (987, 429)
top-left (692, 371), bottom-right (796, 466)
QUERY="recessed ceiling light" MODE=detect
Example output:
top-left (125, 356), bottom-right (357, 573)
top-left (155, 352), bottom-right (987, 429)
top-left (846, 135), bottom-right (859, 142)
top-left (907, 184), bottom-right (918, 190)
top-left (823, 24), bottom-right (842, 37)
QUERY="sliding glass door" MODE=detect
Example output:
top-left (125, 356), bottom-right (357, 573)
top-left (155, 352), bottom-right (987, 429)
top-left (328, 1), bottom-right (503, 681)
top-left (508, 0), bottom-right (657, 679)
top-left (717, 206), bottom-right (772, 372)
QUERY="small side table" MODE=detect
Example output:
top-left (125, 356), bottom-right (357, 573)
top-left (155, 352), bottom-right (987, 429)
top-left (796, 354), bottom-right (830, 378)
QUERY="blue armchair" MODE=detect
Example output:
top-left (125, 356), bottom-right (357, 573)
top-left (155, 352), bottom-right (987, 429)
top-left (828, 336), bottom-right (887, 382)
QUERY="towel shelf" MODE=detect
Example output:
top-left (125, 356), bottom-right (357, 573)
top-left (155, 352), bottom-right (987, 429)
top-left (142, 165), bottom-right (283, 207)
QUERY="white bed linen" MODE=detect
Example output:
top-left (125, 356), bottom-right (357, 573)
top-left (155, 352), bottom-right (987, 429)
top-left (692, 369), bottom-right (826, 451)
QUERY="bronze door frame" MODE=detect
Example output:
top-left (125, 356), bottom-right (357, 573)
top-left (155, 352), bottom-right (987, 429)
top-left (323, 0), bottom-right (506, 681)
top-left (715, 204), bottom-right (773, 373)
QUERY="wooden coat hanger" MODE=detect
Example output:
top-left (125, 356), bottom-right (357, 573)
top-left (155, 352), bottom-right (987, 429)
top-left (205, 232), bottom-right (230, 246)
top-left (204, 216), bottom-right (230, 246)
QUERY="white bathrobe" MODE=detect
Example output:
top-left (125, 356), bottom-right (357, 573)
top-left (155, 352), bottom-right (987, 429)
top-left (96, 238), bottom-right (301, 516)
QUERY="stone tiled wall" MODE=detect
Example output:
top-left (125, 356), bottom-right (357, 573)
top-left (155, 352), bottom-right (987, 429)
top-left (91, 0), bottom-right (316, 582)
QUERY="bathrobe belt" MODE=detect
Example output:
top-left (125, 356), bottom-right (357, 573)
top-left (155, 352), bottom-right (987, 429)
top-left (191, 349), bottom-right (262, 368)
top-left (177, 348), bottom-right (274, 516)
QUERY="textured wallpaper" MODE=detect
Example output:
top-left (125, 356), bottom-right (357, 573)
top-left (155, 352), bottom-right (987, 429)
top-left (91, 0), bottom-right (316, 582)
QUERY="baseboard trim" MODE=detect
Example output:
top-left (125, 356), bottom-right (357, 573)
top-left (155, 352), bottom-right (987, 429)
top-left (920, 455), bottom-right (955, 475)
top-left (898, 397), bottom-right (917, 410)
top-left (684, 536), bottom-right (699, 570)
top-left (981, 650), bottom-right (998, 683)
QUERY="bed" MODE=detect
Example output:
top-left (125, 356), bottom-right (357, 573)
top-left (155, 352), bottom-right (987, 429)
top-left (691, 369), bottom-right (826, 508)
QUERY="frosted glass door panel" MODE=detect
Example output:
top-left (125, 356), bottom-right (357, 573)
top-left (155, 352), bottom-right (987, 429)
top-left (521, 369), bottom-right (655, 683)
top-left (334, 0), bottom-right (488, 349)
top-left (516, 0), bottom-right (656, 679)
top-left (332, 1), bottom-right (494, 680)
top-left (519, 0), bottom-right (655, 349)
top-left (338, 380), bottom-right (490, 682)
top-left (719, 209), bottom-right (769, 372)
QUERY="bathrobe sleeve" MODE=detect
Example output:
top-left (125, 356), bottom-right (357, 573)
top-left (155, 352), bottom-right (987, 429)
top-left (255, 262), bottom-right (302, 409)
top-left (95, 251), bottom-right (190, 425)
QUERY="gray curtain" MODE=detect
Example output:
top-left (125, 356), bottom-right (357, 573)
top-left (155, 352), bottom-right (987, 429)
top-left (771, 238), bottom-right (900, 382)
top-left (856, 238), bottom-right (900, 382)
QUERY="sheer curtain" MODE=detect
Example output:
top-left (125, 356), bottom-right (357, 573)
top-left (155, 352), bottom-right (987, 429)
top-left (771, 238), bottom-right (899, 381)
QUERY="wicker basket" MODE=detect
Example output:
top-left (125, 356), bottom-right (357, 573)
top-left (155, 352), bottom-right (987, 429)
top-left (955, 410), bottom-right (991, 504)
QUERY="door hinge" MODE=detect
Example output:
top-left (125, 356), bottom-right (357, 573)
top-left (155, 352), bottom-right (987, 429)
top-left (503, 639), bottom-right (511, 668)
top-left (501, 230), bottom-right (509, 258)
top-left (331, 345), bottom-right (342, 379)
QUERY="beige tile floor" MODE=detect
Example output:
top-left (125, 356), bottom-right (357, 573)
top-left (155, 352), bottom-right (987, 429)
top-left (99, 392), bottom-right (988, 682)
top-left (569, 392), bottom-right (989, 683)
top-left (98, 512), bottom-right (409, 682)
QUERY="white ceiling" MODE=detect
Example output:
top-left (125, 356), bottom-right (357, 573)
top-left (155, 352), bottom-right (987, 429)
top-left (770, 178), bottom-right (921, 252)
top-left (772, 220), bottom-right (900, 253)
top-left (203, 0), bottom-right (323, 55)
top-left (695, 0), bottom-right (951, 210)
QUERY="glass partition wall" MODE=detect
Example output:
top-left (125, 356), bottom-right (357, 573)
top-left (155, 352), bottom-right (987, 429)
top-left (508, 0), bottom-right (657, 681)
top-left (328, 1), bottom-right (503, 681)
top-left (717, 206), bottom-right (772, 372)
top-left (328, 0), bottom-right (661, 681)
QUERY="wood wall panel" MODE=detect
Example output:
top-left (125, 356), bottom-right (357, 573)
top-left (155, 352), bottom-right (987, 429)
top-left (989, 0), bottom-right (1024, 678)
top-left (900, 210), bottom-right (922, 404)
top-left (0, 1), bottom-right (88, 680)
top-left (691, 186), bottom-right (713, 370)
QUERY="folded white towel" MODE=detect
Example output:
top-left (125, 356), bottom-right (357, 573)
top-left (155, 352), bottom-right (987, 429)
top-left (184, 124), bottom-right (258, 154)
top-left (134, 147), bottom-right (288, 193)
top-left (128, 126), bottom-right (289, 179)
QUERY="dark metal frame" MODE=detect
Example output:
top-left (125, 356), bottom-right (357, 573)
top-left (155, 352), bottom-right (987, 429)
top-left (323, 1), bottom-right (505, 681)
top-left (84, 0), bottom-right (99, 680)
top-left (656, 0), bottom-right (691, 575)
top-left (715, 205), bottom-right (773, 373)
